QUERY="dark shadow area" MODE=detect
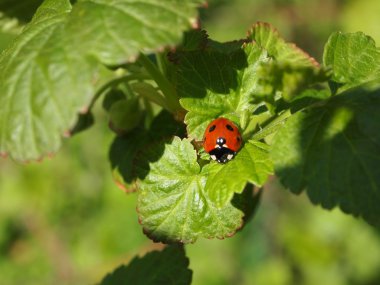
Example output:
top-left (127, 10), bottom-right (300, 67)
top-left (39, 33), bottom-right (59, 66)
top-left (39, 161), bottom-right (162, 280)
top-left (69, 112), bottom-right (94, 136)
top-left (99, 245), bottom-right (192, 285)
top-left (109, 111), bottom-right (186, 187)
top-left (231, 184), bottom-right (263, 229)
top-left (176, 42), bottom-right (248, 99)
top-left (0, 0), bottom-right (44, 23)
top-left (275, 86), bottom-right (380, 227)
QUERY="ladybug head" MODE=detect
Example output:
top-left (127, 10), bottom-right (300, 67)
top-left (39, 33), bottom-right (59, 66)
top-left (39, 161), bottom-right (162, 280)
top-left (209, 142), bottom-right (236, 163)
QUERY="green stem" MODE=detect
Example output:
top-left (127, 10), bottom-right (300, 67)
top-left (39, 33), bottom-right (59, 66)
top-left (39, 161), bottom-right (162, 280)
top-left (155, 52), bottom-right (167, 75)
top-left (252, 110), bottom-right (292, 141)
top-left (88, 74), bottom-right (149, 111)
top-left (138, 53), bottom-right (181, 112)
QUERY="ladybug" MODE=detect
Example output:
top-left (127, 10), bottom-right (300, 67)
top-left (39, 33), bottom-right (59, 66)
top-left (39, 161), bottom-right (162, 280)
top-left (203, 117), bottom-right (242, 163)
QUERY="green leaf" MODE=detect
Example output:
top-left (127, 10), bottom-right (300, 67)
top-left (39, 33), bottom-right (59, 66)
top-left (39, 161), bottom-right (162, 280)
top-left (66, 0), bottom-right (205, 65)
top-left (99, 245), bottom-right (192, 285)
top-left (179, 22), bottom-right (328, 141)
top-left (0, 14), bottom-right (23, 52)
top-left (179, 42), bottom-right (268, 140)
top-left (137, 137), bottom-right (246, 243)
top-left (255, 61), bottom-right (331, 102)
top-left (68, 112), bottom-right (94, 136)
top-left (249, 22), bottom-right (329, 102)
top-left (323, 32), bottom-right (380, 93)
top-left (248, 22), bottom-right (318, 67)
top-left (271, 86), bottom-right (380, 227)
top-left (0, 0), bottom-right (204, 161)
top-left (0, 0), bottom-right (106, 161)
top-left (0, 0), bottom-right (43, 23)
top-left (205, 140), bottom-right (273, 207)
top-left (109, 111), bottom-right (185, 192)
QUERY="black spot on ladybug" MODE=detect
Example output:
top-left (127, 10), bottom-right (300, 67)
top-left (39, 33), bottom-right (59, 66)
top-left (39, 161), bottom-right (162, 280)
top-left (237, 136), bottom-right (241, 142)
top-left (226, 124), bottom-right (234, 131)
top-left (209, 125), bottom-right (216, 132)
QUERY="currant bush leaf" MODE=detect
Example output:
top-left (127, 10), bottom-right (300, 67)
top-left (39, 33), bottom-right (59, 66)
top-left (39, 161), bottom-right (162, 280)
top-left (137, 137), bottom-right (246, 243)
top-left (178, 22), bottom-right (329, 141)
top-left (99, 245), bottom-right (192, 285)
top-left (66, 0), bottom-right (205, 65)
top-left (0, 0), bottom-right (105, 161)
top-left (323, 32), bottom-right (380, 93)
top-left (0, 0), bottom-right (204, 161)
top-left (205, 140), bottom-right (273, 207)
top-left (249, 22), bottom-right (329, 102)
top-left (255, 61), bottom-right (331, 102)
top-left (179, 42), bottom-right (268, 140)
top-left (0, 0), bottom-right (43, 23)
top-left (0, 14), bottom-right (23, 52)
top-left (109, 111), bottom-right (185, 192)
top-left (272, 87), bottom-right (380, 227)
top-left (248, 22), bottom-right (318, 67)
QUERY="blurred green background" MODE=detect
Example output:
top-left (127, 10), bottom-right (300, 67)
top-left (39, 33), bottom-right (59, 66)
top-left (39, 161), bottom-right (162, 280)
top-left (1, 0), bottom-right (380, 284)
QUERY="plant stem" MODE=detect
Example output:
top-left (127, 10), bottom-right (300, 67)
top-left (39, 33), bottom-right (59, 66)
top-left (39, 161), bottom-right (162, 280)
top-left (138, 53), bottom-right (182, 112)
top-left (88, 74), bottom-right (149, 111)
top-left (252, 110), bottom-right (291, 141)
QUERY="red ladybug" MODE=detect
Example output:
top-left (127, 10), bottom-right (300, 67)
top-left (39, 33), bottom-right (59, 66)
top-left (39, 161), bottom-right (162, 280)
top-left (203, 117), bottom-right (242, 163)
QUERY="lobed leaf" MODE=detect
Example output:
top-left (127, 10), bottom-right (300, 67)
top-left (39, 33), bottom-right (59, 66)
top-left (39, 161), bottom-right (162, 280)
top-left (0, 0), bottom-right (205, 161)
top-left (178, 42), bottom-right (268, 140)
top-left (255, 61), bottom-right (331, 102)
top-left (99, 245), bottom-right (192, 285)
top-left (0, 0), bottom-right (105, 161)
top-left (323, 31), bottom-right (380, 93)
top-left (271, 87), bottom-right (380, 227)
top-left (66, 0), bottom-right (205, 65)
top-left (178, 22), bottom-right (329, 141)
top-left (249, 22), bottom-right (329, 102)
top-left (137, 137), bottom-right (247, 243)
top-left (109, 111), bottom-right (185, 192)
top-left (205, 140), bottom-right (273, 207)
top-left (248, 22), bottom-right (318, 67)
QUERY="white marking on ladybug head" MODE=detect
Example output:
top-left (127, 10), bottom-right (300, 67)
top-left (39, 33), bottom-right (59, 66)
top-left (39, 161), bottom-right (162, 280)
top-left (227, 154), bottom-right (234, 160)
top-left (216, 137), bottom-right (226, 146)
top-left (210, 155), bottom-right (217, 161)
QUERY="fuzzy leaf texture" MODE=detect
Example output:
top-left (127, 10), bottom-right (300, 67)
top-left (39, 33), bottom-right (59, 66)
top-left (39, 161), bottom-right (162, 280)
top-left (205, 140), bottom-right (273, 207)
top-left (137, 137), bottom-right (250, 243)
top-left (99, 245), bottom-right (192, 285)
top-left (323, 32), bottom-right (380, 94)
top-left (272, 86), bottom-right (380, 227)
top-left (0, 0), bottom-right (205, 161)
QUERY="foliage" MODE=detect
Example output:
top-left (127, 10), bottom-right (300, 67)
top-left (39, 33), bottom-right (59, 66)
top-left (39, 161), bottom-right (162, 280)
top-left (0, 0), bottom-right (380, 284)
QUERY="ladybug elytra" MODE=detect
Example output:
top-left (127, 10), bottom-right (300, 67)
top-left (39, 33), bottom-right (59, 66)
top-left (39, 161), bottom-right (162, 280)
top-left (203, 117), bottom-right (242, 163)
